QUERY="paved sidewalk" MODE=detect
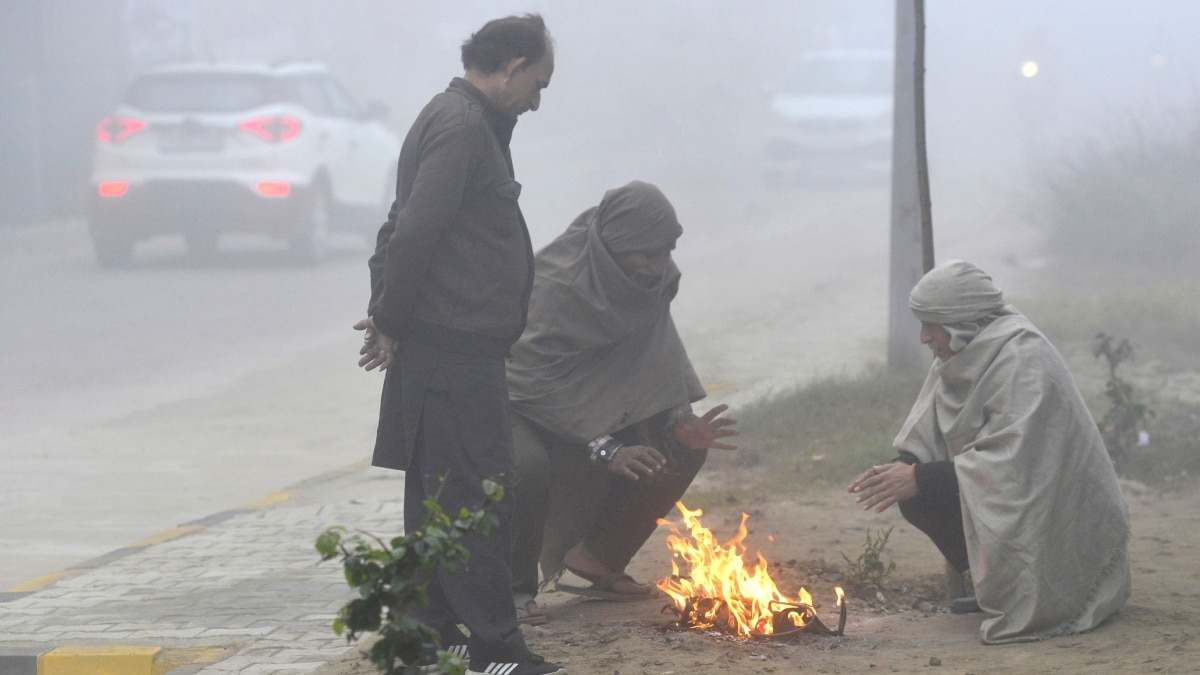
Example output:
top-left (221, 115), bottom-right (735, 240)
top-left (0, 462), bottom-right (406, 674)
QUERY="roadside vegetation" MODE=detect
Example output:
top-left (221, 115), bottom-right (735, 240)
top-left (1028, 107), bottom-right (1200, 280)
top-left (697, 289), bottom-right (1198, 500)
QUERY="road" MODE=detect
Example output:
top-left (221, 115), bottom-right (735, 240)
top-left (0, 177), bottom-right (1028, 590)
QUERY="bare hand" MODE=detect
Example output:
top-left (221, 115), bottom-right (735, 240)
top-left (673, 404), bottom-right (739, 451)
top-left (353, 317), bottom-right (394, 371)
top-left (608, 444), bottom-right (666, 481)
top-left (847, 462), bottom-right (919, 513)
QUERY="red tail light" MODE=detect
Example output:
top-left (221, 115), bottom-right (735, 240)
top-left (256, 181), bottom-right (291, 197)
top-left (239, 116), bottom-right (302, 143)
top-left (96, 117), bottom-right (147, 144)
top-left (98, 181), bottom-right (129, 197)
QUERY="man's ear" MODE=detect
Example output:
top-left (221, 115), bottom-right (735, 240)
top-left (504, 56), bottom-right (528, 79)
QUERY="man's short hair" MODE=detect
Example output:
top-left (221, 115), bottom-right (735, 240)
top-left (461, 14), bottom-right (552, 74)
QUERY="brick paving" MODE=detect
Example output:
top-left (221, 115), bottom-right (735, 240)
top-left (0, 464), bottom-right (405, 674)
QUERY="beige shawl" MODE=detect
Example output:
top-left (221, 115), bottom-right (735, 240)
top-left (506, 181), bottom-right (705, 442)
top-left (895, 261), bottom-right (1131, 644)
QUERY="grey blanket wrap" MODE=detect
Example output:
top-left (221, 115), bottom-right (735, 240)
top-left (895, 305), bottom-right (1131, 643)
top-left (506, 182), bottom-right (705, 443)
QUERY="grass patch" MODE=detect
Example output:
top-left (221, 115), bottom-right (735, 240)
top-left (1015, 284), bottom-right (1200, 373)
top-left (701, 365), bottom-right (925, 497)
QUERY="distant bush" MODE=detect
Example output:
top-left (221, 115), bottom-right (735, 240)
top-left (1031, 108), bottom-right (1200, 277)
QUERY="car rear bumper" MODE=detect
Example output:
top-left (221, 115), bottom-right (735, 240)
top-left (88, 179), bottom-right (310, 239)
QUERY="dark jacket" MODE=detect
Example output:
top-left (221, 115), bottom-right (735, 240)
top-left (367, 78), bottom-right (534, 356)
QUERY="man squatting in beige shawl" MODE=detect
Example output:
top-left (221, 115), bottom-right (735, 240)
top-left (849, 260), bottom-right (1131, 644)
top-left (505, 182), bottom-right (739, 623)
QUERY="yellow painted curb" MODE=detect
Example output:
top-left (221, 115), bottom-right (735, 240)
top-left (5, 569), bottom-right (86, 593)
top-left (237, 490), bottom-right (295, 509)
top-left (129, 524), bottom-right (206, 548)
top-left (39, 645), bottom-right (160, 674)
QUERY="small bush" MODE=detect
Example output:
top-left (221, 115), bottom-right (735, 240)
top-left (839, 526), bottom-right (897, 598)
top-left (1031, 107), bottom-right (1200, 279)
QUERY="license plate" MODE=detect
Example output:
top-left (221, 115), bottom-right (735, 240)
top-left (159, 124), bottom-right (225, 153)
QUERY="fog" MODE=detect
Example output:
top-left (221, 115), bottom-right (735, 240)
top-left (2, 0), bottom-right (1200, 589)
top-left (7, 1), bottom-right (1200, 241)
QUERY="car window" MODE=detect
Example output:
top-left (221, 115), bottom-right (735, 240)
top-left (290, 77), bottom-right (332, 116)
top-left (125, 74), bottom-right (279, 113)
top-left (322, 79), bottom-right (362, 119)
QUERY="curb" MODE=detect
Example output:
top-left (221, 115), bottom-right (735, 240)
top-left (0, 645), bottom-right (233, 675)
top-left (0, 460), bottom-right (369, 674)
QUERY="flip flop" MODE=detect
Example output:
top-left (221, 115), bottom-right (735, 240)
top-left (555, 570), bottom-right (659, 602)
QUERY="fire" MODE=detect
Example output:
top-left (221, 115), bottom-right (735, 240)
top-left (656, 501), bottom-right (844, 638)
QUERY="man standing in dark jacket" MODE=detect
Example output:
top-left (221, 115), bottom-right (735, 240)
top-left (354, 14), bottom-right (564, 675)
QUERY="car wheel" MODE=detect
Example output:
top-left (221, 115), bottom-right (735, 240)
top-left (185, 229), bottom-right (219, 259)
top-left (291, 181), bottom-right (330, 264)
top-left (92, 230), bottom-right (134, 269)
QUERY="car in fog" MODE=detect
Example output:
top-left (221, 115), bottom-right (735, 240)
top-left (88, 62), bottom-right (400, 267)
top-left (763, 49), bottom-right (893, 182)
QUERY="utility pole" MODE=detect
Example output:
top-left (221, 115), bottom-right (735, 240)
top-left (887, 0), bottom-right (935, 371)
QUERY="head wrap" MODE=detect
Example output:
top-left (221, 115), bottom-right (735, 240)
top-left (910, 260), bottom-right (1009, 352)
top-left (506, 181), bottom-right (704, 443)
top-left (595, 182), bottom-right (683, 255)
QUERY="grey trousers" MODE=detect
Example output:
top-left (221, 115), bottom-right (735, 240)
top-left (399, 339), bottom-right (527, 662)
top-left (509, 412), bottom-right (707, 597)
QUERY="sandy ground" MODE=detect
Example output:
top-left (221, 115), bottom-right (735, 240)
top-left (318, 482), bottom-right (1200, 675)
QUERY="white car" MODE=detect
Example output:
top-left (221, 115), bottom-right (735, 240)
top-left (88, 62), bottom-right (400, 267)
top-left (764, 50), bottom-right (893, 182)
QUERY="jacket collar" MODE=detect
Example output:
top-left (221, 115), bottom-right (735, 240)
top-left (449, 77), bottom-right (517, 147)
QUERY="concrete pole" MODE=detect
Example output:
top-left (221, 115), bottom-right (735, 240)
top-left (887, 0), bottom-right (935, 372)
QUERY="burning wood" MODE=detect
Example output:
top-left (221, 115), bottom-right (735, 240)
top-left (656, 502), bottom-right (846, 639)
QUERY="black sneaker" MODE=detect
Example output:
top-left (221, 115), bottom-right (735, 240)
top-left (414, 642), bottom-right (470, 674)
top-left (467, 651), bottom-right (566, 675)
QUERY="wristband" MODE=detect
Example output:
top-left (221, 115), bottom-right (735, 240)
top-left (587, 436), bottom-right (623, 465)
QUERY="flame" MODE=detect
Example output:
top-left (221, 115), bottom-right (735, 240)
top-left (656, 501), bottom-right (837, 637)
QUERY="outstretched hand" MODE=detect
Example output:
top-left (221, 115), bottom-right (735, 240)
top-left (673, 404), bottom-right (739, 451)
top-left (847, 462), bottom-right (919, 513)
top-left (353, 317), bottom-right (394, 371)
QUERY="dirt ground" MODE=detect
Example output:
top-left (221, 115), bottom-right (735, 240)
top-left (318, 480), bottom-right (1200, 675)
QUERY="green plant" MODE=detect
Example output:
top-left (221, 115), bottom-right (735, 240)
top-left (839, 526), bottom-right (897, 597)
top-left (1092, 332), bottom-right (1155, 470)
top-left (315, 479), bottom-right (504, 675)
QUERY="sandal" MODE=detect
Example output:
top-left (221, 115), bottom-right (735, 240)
top-left (514, 593), bottom-right (546, 625)
top-left (555, 569), bottom-right (658, 602)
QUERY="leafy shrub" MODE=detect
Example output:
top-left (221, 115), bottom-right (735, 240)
top-left (316, 479), bottom-right (503, 675)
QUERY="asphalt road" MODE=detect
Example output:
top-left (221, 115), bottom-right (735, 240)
top-left (0, 224), bottom-right (380, 588)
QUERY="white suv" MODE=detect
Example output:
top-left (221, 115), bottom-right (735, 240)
top-left (88, 62), bottom-right (400, 267)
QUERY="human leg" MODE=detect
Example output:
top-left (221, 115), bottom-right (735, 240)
top-left (401, 342), bottom-right (527, 664)
top-left (898, 490), bottom-right (970, 573)
top-left (584, 447), bottom-right (707, 575)
top-left (510, 414), bottom-right (553, 599)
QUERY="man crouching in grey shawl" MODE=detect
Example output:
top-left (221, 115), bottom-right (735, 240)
top-left (848, 260), bottom-right (1131, 644)
top-left (506, 181), bottom-right (738, 623)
